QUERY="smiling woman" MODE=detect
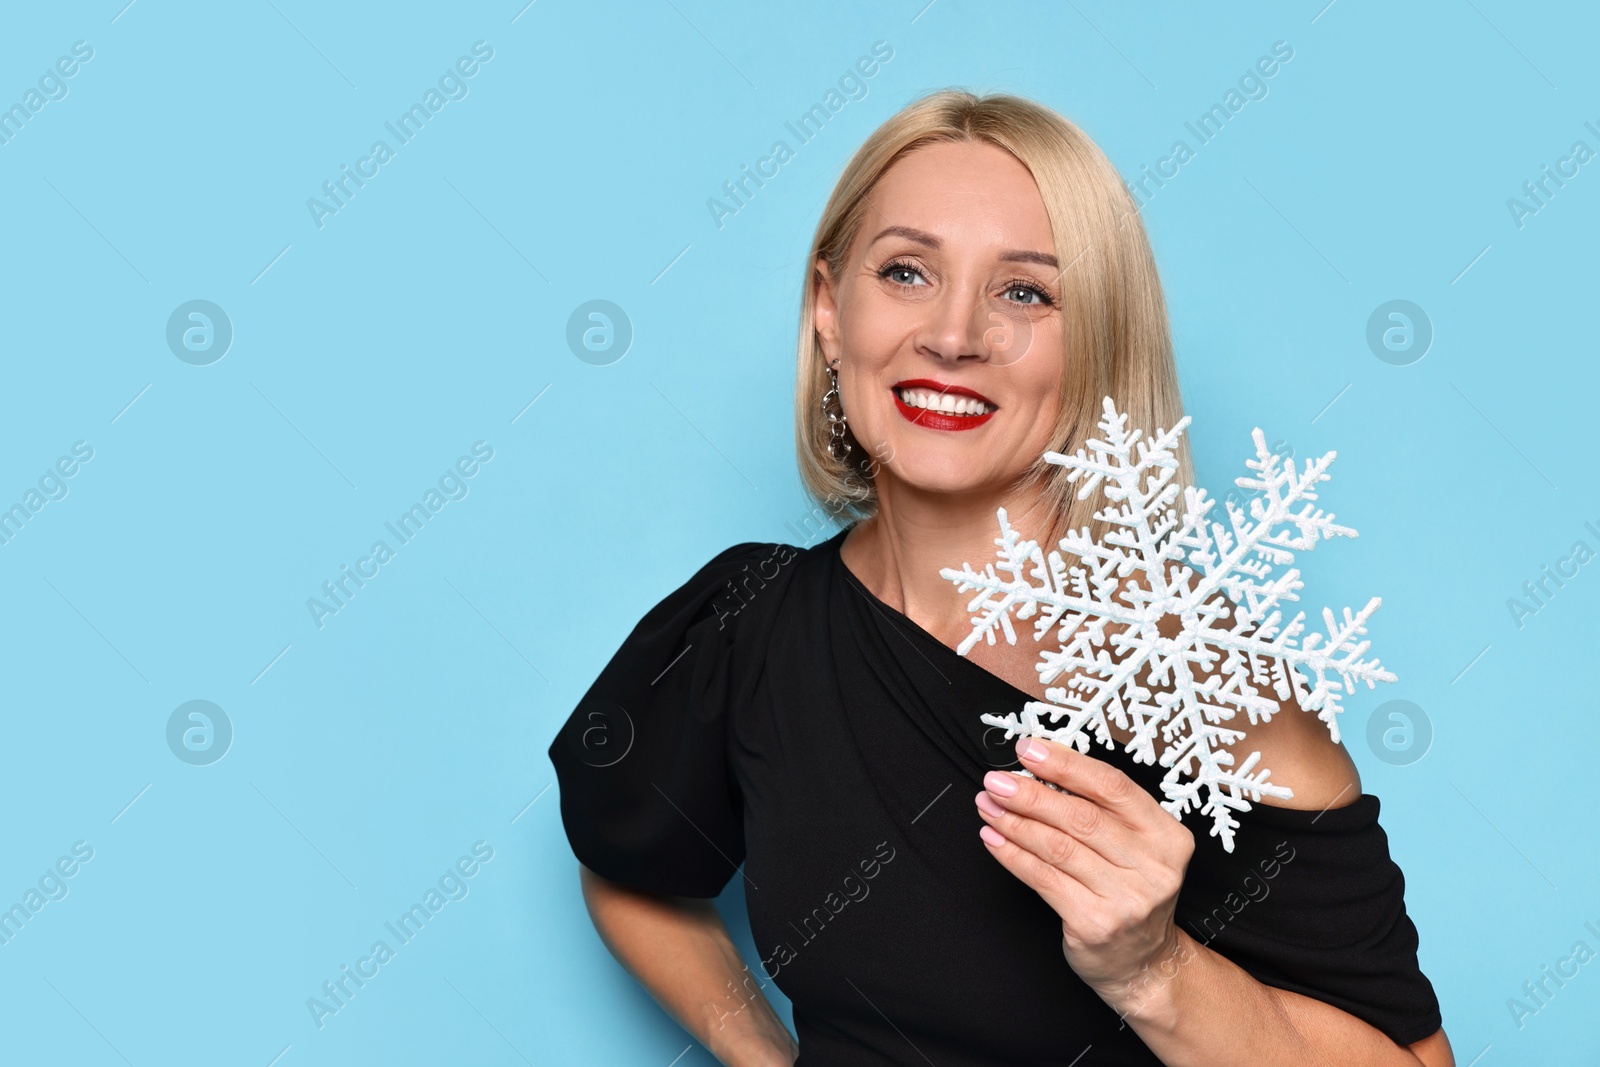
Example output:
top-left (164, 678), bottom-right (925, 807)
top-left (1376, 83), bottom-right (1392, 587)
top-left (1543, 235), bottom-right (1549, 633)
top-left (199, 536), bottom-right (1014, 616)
top-left (549, 89), bottom-right (1453, 1067)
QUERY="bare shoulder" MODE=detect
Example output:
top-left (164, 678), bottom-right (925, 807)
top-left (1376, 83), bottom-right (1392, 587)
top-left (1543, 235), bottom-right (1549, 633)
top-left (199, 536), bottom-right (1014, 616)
top-left (1234, 683), bottom-right (1364, 812)
top-left (1146, 584), bottom-right (1364, 813)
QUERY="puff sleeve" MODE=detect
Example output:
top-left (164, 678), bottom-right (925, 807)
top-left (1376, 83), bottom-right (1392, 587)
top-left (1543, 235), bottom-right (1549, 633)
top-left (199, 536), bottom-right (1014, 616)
top-left (1176, 794), bottom-right (1443, 1046)
top-left (547, 541), bottom-right (789, 899)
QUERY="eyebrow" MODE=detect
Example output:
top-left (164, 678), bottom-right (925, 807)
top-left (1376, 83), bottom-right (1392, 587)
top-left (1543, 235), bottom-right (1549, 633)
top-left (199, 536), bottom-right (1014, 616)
top-left (868, 224), bottom-right (1059, 269)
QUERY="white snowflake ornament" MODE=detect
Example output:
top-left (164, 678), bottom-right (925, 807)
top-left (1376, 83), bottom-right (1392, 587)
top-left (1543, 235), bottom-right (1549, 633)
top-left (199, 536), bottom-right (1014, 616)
top-left (940, 396), bottom-right (1396, 852)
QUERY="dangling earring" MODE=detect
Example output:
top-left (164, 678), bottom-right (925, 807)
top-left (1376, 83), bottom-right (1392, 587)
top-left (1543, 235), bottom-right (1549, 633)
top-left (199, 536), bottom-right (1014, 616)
top-left (822, 359), bottom-right (852, 462)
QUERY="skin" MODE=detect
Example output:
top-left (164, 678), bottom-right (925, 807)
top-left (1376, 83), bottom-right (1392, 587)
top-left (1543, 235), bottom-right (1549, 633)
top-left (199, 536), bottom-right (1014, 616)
top-left (579, 866), bottom-right (797, 1067)
top-left (810, 138), bottom-right (1455, 1066)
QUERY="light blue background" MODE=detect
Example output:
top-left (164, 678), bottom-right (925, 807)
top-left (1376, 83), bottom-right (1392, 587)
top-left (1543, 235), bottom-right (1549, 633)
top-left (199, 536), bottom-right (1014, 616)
top-left (2, 1), bottom-right (1595, 1063)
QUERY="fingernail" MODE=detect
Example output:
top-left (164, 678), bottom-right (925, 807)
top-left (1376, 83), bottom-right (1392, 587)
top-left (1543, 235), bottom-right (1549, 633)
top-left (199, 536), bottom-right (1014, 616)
top-left (979, 825), bottom-right (1006, 847)
top-left (983, 770), bottom-right (1019, 797)
top-left (974, 790), bottom-right (1006, 817)
top-left (1018, 737), bottom-right (1047, 763)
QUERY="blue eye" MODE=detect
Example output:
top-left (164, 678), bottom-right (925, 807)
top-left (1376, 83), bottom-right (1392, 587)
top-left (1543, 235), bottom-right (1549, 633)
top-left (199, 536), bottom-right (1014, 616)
top-left (1002, 280), bottom-right (1055, 307)
top-left (879, 260), bottom-right (927, 286)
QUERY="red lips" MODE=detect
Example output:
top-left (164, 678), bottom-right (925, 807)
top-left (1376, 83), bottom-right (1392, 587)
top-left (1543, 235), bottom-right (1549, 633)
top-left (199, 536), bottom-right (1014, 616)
top-left (891, 379), bottom-right (997, 432)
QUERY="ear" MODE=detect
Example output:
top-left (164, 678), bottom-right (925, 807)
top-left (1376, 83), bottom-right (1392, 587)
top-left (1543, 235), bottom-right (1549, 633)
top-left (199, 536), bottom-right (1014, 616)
top-left (812, 255), bottom-right (841, 363)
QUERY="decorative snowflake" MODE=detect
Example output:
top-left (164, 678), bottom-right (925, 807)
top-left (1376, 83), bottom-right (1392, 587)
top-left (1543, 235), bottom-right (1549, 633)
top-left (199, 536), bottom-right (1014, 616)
top-left (939, 396), bottom-right (1396, 852)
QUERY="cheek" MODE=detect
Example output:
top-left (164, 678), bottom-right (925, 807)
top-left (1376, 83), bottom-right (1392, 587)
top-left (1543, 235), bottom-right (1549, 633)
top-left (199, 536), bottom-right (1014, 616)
top-left (842, 380), bottom-right (896, 457)
top-left (835, 303), bottom-right (907, 425)
top-left (1010, 401), bottom-right (1063, 462)
top-left (843, 294), bottom-right (914, 360)
top-left (1005, 337), bottom-right (1065, 424)
top-left (1015, 323), bottom-right (1066, 385)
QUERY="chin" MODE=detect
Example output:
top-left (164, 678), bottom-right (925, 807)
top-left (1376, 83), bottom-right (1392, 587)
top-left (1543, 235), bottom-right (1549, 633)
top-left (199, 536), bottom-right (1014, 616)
top-left (886, 452), bottom-right (1003, 497)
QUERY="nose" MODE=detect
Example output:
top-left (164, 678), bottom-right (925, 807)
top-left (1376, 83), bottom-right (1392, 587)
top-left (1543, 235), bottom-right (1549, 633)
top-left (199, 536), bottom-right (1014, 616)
top-left (915, 281), bottom-right (991, 364)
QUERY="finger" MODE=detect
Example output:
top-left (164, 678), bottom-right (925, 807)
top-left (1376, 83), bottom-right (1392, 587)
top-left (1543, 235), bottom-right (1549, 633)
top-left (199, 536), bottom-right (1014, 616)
top-left (1015, 736), bottom-right (1169, 835)
top-left (977, 819), bottom-right (1099, 918)
top-left (976, 789), bottom-right (1123, 896)
top-left (982, 770), bottom-right (1143, 873)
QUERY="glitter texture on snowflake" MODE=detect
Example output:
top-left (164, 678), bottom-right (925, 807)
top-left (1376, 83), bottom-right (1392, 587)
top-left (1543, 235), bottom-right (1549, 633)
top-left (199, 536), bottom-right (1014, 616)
top-left (939, 396), bottom-right (1396, 852)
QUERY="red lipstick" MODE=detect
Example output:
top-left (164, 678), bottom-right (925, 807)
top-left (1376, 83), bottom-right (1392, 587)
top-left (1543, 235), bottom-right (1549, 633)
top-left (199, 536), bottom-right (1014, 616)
top-left (891, 379), bottom-right (997, 432)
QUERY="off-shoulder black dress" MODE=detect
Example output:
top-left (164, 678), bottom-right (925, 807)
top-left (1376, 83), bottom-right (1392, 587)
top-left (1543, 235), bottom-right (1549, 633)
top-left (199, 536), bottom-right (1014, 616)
top-left (547, 530), bottom-right (1442, 1065)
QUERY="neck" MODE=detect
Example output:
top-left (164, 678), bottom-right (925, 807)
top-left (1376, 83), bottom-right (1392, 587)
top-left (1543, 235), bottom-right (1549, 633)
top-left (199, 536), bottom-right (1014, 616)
top-left (840, 472), bottom-right (1060, 645)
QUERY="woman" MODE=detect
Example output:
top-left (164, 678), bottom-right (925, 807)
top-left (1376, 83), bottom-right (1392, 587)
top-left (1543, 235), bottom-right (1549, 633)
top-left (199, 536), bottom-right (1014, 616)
top-left (549, 89), bottom-right (1453, 1066)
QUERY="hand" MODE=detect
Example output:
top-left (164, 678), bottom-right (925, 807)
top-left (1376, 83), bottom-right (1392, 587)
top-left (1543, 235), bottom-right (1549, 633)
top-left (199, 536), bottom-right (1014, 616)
top-left (973, 735), bottom-right (1195, 998)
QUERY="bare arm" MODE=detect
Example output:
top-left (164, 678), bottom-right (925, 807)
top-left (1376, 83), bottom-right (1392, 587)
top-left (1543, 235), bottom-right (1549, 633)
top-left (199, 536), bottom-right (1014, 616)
top-left (1109, 927), bottom-right (1453, 1065)
top-left (578, 864), bottom-right (798, 1066)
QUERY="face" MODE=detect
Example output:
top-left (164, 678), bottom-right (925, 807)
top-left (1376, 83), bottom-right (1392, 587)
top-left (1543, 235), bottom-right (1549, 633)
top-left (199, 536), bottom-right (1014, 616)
top-left (813, 139), bottom-right (1066, 500)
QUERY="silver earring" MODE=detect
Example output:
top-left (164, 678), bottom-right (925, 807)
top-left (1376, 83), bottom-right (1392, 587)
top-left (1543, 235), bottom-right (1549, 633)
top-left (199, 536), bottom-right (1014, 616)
top-left (822, 360), bottom-right (851, 462)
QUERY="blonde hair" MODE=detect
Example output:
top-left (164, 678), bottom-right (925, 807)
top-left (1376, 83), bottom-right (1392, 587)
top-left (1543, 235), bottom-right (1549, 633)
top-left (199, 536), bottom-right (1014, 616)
top-left (793, 88), bottom-right (1192, 548)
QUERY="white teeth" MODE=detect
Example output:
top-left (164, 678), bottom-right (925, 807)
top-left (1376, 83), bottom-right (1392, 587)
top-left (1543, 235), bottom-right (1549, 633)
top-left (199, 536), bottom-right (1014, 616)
top-left (895, 387), bottom-right (994, 415)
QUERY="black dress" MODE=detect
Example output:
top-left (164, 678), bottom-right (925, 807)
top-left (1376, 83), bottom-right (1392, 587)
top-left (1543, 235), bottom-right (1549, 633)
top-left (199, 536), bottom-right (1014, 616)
top-left (547, 530), bottom-right (1443, 1065)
